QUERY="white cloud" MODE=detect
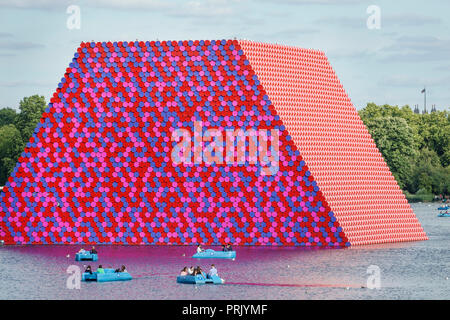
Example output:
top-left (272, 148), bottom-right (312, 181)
top-left (315, 13), bottom-right (442, 29)
top-left (250, 26), bottom-right (321, 42)
top-left (0, 32), bottom-right (14, 38)
top-left (173, 0), bottom-right (233, 17)
top-left (0, 0), bottom-right (174, 11)
top-left (383, 14), bottom-right (442, 27)
top-left (261, 0), bottom-right (363, 5)
top-left (0, 0), bottom-right (234, 12)
top-left (315, 16), bottom-right (365, 28)
top-left (381, 35), bottom-right (450, 62)
top-left (0, 0), bottom-right (239, 18)
top-left (0, 0), bottom-right (72, 9)
top-left (0, 80), bottom-right (53, 87)
top-left (0, 40), bottom-right (45, 50)
top-left (89, 0), bottom-right (173, 10)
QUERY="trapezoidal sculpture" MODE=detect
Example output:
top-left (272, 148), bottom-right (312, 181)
top-left (0, 39), bottom-right (427, 246)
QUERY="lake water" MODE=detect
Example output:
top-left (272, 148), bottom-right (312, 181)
top-left (0, 203), bottom-right (448, 300)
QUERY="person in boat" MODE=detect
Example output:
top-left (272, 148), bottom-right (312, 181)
top-left (85, 265), bottom-right (93, 274)
top-left (96, 265), bottom-right (105, 273)
top-left (226, 243), bottom-right (233, 251)
top-left (196, 244), bottom-right (204, 253)
top-left (208, 264), bottom-right (218, 277)
top-left (78, 248), bottom-right (86, 253)
top-left (222, 244), bottom-right (227, 252)
top-left (193, 267), bottom-right (199, 275)
top-left (198, 266), bottom-right (207, 278)
top-left (193, 266), bottom-right (204, 277)
top-left (187, 266), bottom-right (194, 275)
top-left (115, 265), bottom-right (127, 273)
top-left (90, 246), bottom-right (97, 254)
top-left (180, 267), bottom-right (188, 276)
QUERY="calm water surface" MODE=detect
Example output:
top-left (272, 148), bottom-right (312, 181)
top-left (0, 203), bottom-right (449, 300)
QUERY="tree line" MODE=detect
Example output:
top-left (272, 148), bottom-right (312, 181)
top-left (0, 95), bottom-right (47, 185)
top-left (0, 96), bottom-right (448, 199)
top-left (359, 103), bottom-right (449, 199)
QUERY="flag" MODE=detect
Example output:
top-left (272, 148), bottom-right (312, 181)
top-left (421, 88), bottom-right (426, 93)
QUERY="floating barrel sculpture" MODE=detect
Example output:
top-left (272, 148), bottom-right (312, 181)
top-left (0, 39), bottom-right (427, 246)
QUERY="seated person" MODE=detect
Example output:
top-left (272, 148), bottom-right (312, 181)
top-left (187, 266), bottom-right (194, 275)
top-left (208, 264), bottom-right (218, 277)
top-left (196, 245), bottom-right (204, 253)
top-left (197, 266), bottom-right (206, 278)
top-left (193, 267), bottom-right (199, 275)
top-left (222, 244), bottom-right (227, 252)
top-left (193, 266), bottom-right (205, 278)
top-left (78, 248), bottom-right (86, 253)
top-left (84, 265), bottom-right (93, 274)
top-left (90, 246), bottom-right (97, 254)
top-left (96, 265), bottom-right (105, 273)
top-left (180, 267), bottom-right (188, 276)
top-left (115, 265), bottom-right (127, 273)
top-left (226, 243), bottom-right (233, 251)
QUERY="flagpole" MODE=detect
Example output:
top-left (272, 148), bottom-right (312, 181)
top-left (424, 87), bottom-right (426, 113)
top-left (422, 87), bottom-right (427, 113)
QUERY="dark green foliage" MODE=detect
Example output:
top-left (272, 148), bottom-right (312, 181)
top-left (0, 157), bottom-right (17, 186)
top-left (359, 103), bottom-right (449, 197)
top-left (0, 108), bottom-right (18, 127)
top-left (362, 116), bottom-right (416, 189)
top-left (14, 95), bottom-right (47, 144)
top-left (0, 95), bottom-right (46, 185)
top-left (0, 124), bottom-right (24, 185)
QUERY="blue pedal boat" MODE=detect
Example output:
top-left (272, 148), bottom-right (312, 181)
top-left (437, 205), bottom-right (449, 211)
top-left (437, 212), bottom-right (450, 217)
top-left (177, 274), bottom-right (224, 285)
top-left (82, 268), bottom-right (132, 282)
top-left (75, 252), bottom-right (98, 261)
top-left (192, 249), bottom-right (236, 259)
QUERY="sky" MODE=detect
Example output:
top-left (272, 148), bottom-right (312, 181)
top-left (0, 0), bottom-right (449, 112)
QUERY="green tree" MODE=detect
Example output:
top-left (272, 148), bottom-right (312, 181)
top-left (362, 116), bottom-right (417, 189)
top-left (0, 124), bottom-right (24, 185)
top-left (359, 103), bottom-right (418, 123)
top-left (407, 148), bottom-right (450, 195)
top-left (0, 157), bottom-right (16, 186)
top-left (414, 111), bottom-right (450, 167)
top-left (360, 103), bottom-right (449, 196)
top-left (14, 95), bottom-right (47, 144)
top-left (442, 149), bottom-right (450, 168)
top-left (0, 108), bottom-right (18, 127)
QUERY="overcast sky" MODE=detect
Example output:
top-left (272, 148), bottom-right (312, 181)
top-left (0, 0), bottom-right (449, 111)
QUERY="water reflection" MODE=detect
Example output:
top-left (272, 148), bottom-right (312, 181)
top-left (0, 203), bottom-right (448, 300)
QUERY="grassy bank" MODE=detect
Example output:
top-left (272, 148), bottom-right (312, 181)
top-left (404, 191), bottom-right (435, 203)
